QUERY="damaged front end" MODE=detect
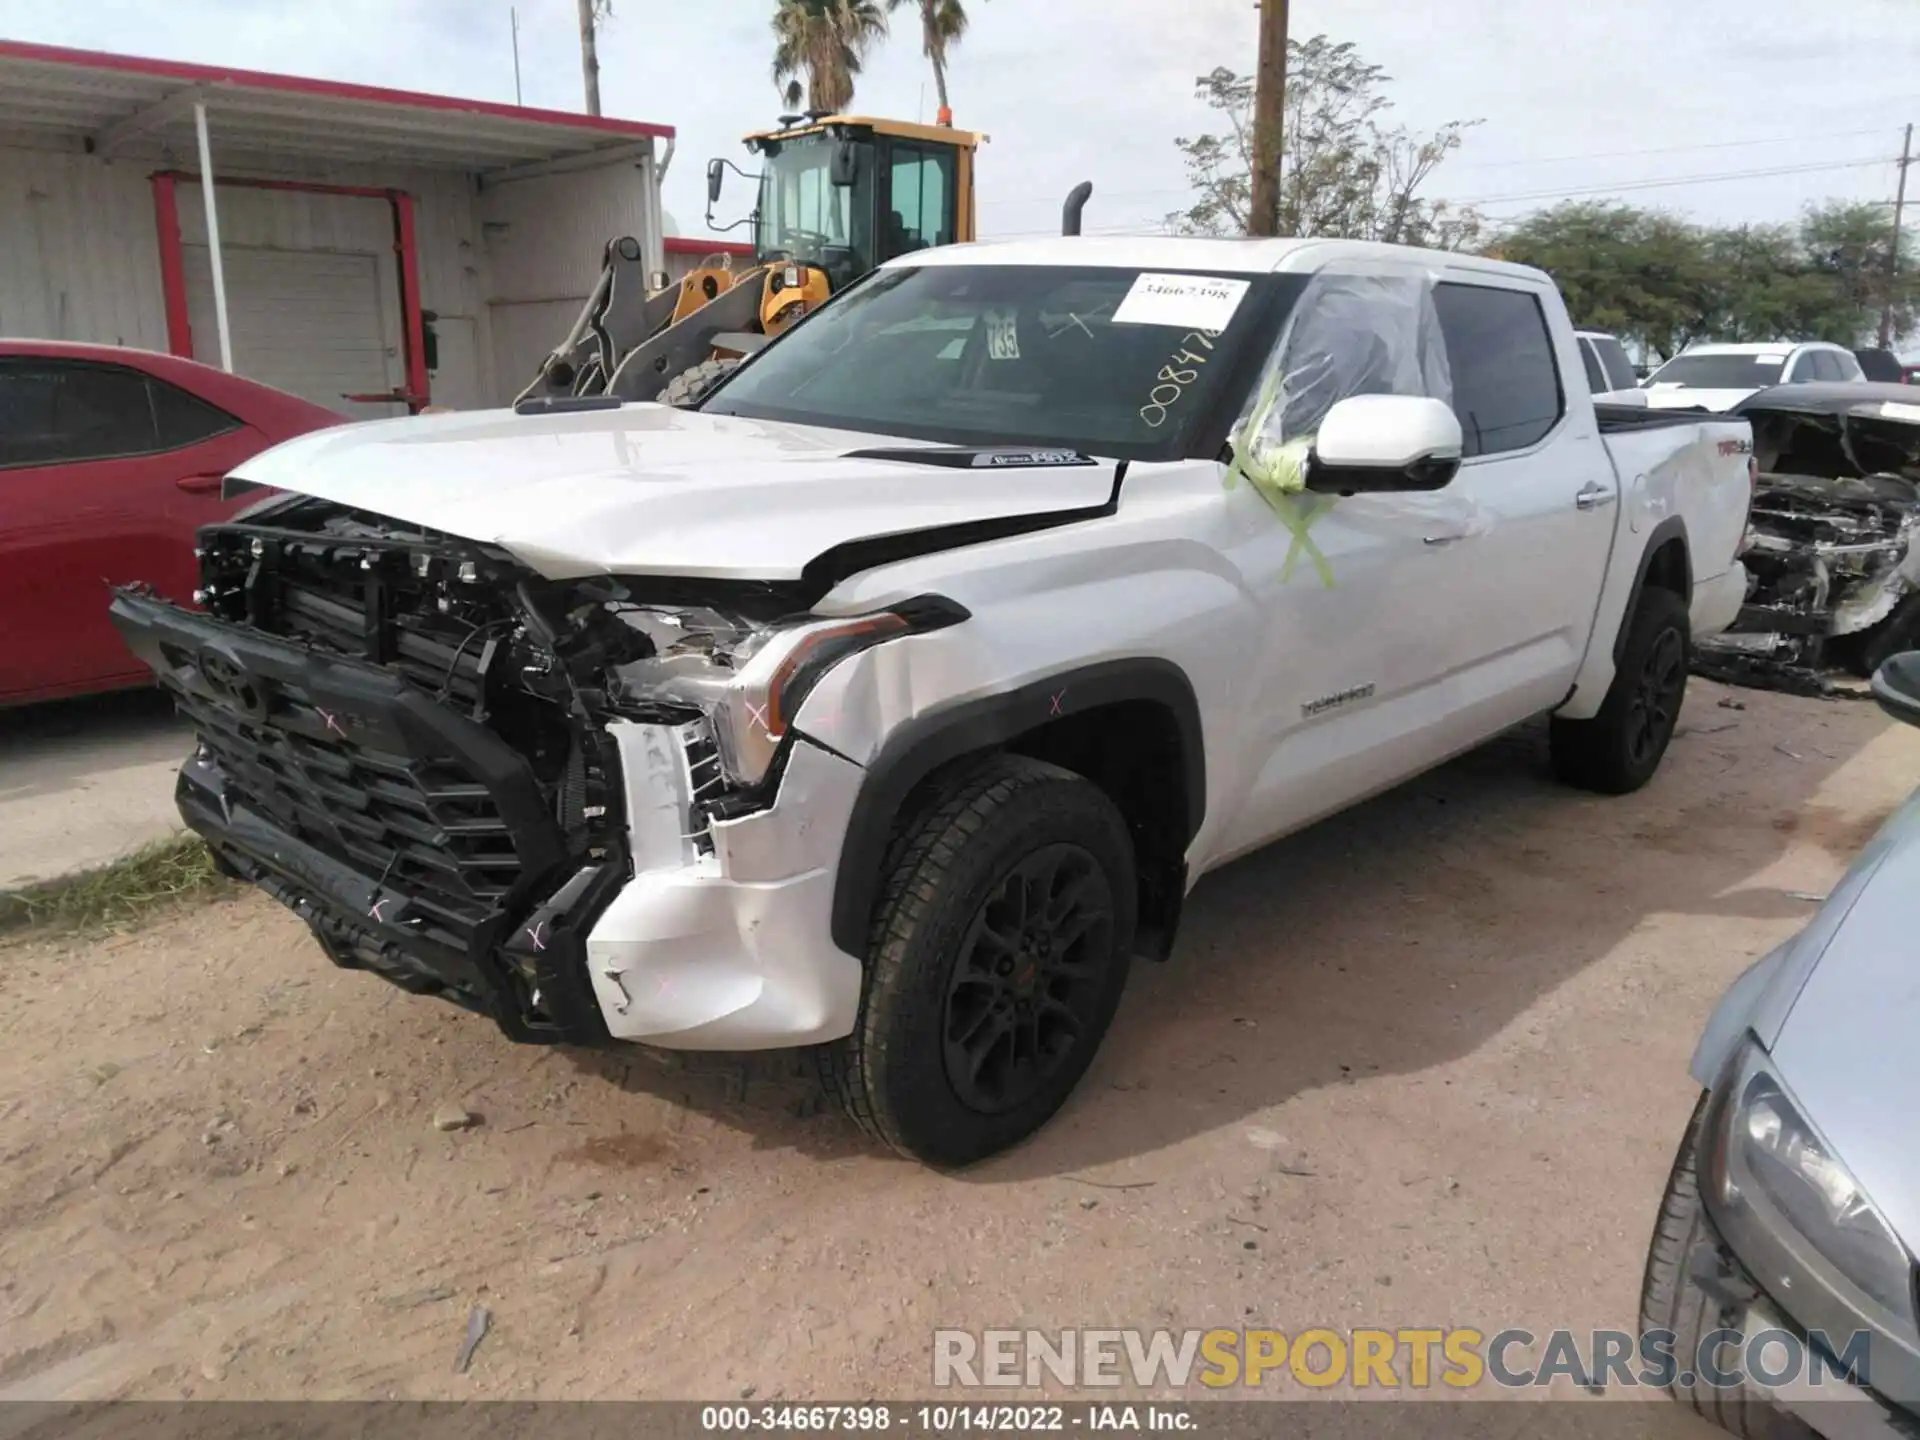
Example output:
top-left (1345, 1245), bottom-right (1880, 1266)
top-left (1694, 391), bottom-right (1920, 695)
top-left (108, 494), bottom-right (956, 1043)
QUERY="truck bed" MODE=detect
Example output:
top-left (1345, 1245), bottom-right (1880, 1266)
top-left (1594, 403), bottom-right (1721, 433)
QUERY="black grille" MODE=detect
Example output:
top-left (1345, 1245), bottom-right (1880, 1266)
top-left (178, 685), bottom-right (520, 953)
top-left (110, 498), bottom-right (635, 1044)
top-left (241, 538), bottom-right (504, 713)
top-left (683, 720), bottom-right (724, 856)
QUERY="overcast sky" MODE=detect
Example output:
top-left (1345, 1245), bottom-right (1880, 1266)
top-left (3, 0), bottom-right (1917, 243)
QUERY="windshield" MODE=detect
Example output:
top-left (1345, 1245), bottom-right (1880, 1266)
top-left (757, 134), bottom-right (873, 286)
top-left (702, 264), bottom-right (1294, 461)
top-left (1648, 353), bottom-right (1785, 389)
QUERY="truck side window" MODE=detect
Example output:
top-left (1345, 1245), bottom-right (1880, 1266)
top-left (1593, 336), bottom-right (1638, 392)
top-left (1433, 283), bottom-right (1564, 458)
top-left (1579, 340), bottom-right (1607, 394)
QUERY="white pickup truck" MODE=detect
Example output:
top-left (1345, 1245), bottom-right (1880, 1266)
top-left (111, 237), bottom-right (1754, 1166)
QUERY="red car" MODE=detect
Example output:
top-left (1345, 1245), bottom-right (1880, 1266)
top-left (1, 341), bottom-right (340, 706)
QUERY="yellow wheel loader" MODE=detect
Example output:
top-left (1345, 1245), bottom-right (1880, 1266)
top-left (518, 113), bottom-right (986, 409)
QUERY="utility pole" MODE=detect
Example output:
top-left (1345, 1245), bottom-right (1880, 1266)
top-left (510, 7), bottom-right (523, 106)
top-left (1247, 0), bottom-right (1289, 237)
top-left (1880, 122), bottom-right (1913, 351)
top-left (577, 0), bottom-right (603, 117)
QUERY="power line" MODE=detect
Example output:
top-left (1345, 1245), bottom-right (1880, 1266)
top-left (1459, 155), bottom-right (1896, 211)
top-left (983, 154), bottom-right (1903, 240)
top-left (1446, 126), bottom-right (1896, 172)
top-left (981, 124), bottom-right (1911, 216)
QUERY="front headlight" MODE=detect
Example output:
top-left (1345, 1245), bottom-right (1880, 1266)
top-left (712, 610), bottom-right (917, 786)
top-left (612, 595), bottom-right (968, 791)
top-left (1713, 1039), bottom-right (1917, 1332)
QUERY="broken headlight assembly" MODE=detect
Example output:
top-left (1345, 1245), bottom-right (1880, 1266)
top-left (1707, 1038), bottom-right (1918, 1337)
top-left (608, 595), bottom-right (968, 789)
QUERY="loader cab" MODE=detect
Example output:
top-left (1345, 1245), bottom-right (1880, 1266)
top-left (733, 116), bottom-right (981, 293)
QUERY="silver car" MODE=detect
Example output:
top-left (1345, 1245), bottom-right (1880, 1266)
top-left (1643, 651), bottom-right (1920, 1439)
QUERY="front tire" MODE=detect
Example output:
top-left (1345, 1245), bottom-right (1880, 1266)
top-left (1640, 1094), bottom-right (1815, 1440)
top-left (818, 755), bottom-right (1137, 1167)
top-left (1551, 586), bottom-right (1691, 794)
top-left (659, 355), bottom-right (740, 407)
top-left (1832, 594), bottom-right (1920, 680)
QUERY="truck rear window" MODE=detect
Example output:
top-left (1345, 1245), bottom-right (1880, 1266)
top-left (701, 264), bottom-right (1302, 462)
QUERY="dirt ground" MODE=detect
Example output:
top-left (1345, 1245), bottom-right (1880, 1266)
top-left (4, 678), bottom-right (1918, 1412)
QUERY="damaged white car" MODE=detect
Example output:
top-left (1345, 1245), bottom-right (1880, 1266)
top-left (111, 237), bottom-right (1753, 1166)
top-left (1694, 383), bottom-right (1920, 694)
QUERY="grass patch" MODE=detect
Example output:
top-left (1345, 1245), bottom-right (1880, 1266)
top-left (0, 834), bottom-right (233, 937)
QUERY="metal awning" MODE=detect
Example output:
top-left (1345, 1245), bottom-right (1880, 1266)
top-left (0, 39), bottom-right (673, 172)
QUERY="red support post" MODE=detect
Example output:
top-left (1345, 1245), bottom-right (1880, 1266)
top-left (151, 170), bottom-right (429, 410)
top-left (149, 172), bottom-right (194, 358)
top-left (392, 191), bottom-right (429, 411)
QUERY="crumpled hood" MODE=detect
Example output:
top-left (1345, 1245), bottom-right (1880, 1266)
top-left (229, 403), bottom-right (1119, 581)
top-left (1766, 785), bottom-right (1920, 1254)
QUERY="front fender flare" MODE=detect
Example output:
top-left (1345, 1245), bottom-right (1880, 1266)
top-left (828, 658), bottom-right (1206, 957)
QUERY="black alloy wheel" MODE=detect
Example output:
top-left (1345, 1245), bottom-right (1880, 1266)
top-left (941, 843), bottom-right (1116, 1115)
top-left (1627, 626), bottom-right (1687, 770)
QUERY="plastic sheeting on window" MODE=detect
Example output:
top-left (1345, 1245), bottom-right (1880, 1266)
top-left (1227, 270), bottom-right (1453, 506)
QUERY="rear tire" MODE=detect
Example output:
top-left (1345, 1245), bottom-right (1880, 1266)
top-left (1832, 594), bottom-right (1920, 680)
top-left (1551, 586), bottom-right (1691, 794)
top-left (1640, 1093), bottom-right (1816, 1440)
top-left (817, 755), bottom-right (1137, 1167)
top-left (659, 356), bottom-right (740, 407)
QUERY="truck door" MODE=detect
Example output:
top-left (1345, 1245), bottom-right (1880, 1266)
top-left (1424, 277), bottom-right (1618, 735)
top-left (1212, 268), bottom-right (1485, 856)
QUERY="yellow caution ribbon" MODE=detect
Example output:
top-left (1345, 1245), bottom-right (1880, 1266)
top-left (1223, 370), bottom-right (1338, 589)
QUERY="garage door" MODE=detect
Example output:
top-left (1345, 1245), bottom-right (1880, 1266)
top-left (183, 246), bottom-right (403, 419)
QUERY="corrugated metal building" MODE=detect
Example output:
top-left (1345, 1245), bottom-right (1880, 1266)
top-left (0, 41), bottom-right (680, 415)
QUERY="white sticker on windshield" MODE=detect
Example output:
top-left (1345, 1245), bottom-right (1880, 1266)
top-left (1112, 273), bottom-right (1250, 330)
top-left (1755, 352), bottom-right (1788, 364)
top-left (986, 307), bottom-right (1021, 360)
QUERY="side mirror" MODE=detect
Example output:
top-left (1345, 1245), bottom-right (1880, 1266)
top-left (829, 140), bottom-right (859, 188)
top-left (1305, 394), bottom-right (1463, 494)
top-left (1871, 652), bottom-right (1920, 729)
top-left (706, 158), bottom-right (725, 206)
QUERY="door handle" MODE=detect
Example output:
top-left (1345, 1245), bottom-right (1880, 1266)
top-left (1422, 533), bottom-right (1468, 545)
top-left (176, 473), bottom-right (225, 494)
top-left (1575, 482), bottom-right (1616, 510)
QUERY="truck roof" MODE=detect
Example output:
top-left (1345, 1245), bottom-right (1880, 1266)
top-left (897, 235), bottom-right (1552, 284)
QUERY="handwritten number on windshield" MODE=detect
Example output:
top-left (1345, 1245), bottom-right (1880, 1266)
top-left (1139, 330), bottom-right (1220, 429)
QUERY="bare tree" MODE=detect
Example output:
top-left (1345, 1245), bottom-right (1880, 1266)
top-left (1169, 36), bottom-right (1482, 249)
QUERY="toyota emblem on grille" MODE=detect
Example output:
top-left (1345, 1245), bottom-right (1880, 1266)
top-left (198, 647), bottom-right (266, 717)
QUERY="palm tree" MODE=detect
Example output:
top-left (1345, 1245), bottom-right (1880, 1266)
top-left (888, 0), bottom-right (981, 121)
top-left (771, 0), bottom-right (889, 114)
